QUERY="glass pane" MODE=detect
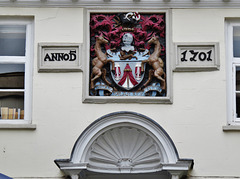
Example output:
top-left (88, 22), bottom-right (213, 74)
top-left (0, 64), bottom-right (25, 89)
top-left (233, 26), bottom-right (240, 57)
top-left (236, 66), bottom-right (240, 91)
top-left (0, 25), bottom-right (26, 56)
top-left (0, 92), bottom-right (24, 120)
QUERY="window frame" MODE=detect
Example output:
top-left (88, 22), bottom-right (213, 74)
top-left (0, 17), bottom-right (33, 125)
top-left (226, 19), bottom-right (240, 125)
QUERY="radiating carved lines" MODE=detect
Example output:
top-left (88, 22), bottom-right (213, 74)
top-left (88, 127), bottom-right (162, 170)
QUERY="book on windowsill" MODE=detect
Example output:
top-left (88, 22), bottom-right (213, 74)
top-left (8, 108), bottom-right (14, 119)
top-left (1, 107), bottom-right (8, 119)
top-left (20, 110), bottom-right (24, 119)
top-left (12, 108), bottom-right (22, 119)
top-left (13, 108), bottom-right (16, 119)
top-left (18, 108), bottom-right (21, 119)
top-left (0, 107), bottom-right (24, 120)
top-left (15, 112), bottom-right (18, 119)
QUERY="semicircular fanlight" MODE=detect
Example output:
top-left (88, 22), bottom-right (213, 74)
top-left (87, 127), bottom-right (163, 173)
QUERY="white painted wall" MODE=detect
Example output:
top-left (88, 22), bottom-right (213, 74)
top-left (0, 7), bottom-right (238, 179)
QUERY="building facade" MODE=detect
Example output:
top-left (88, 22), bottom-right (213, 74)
top-left (0, 0), bottom-right (239, 179)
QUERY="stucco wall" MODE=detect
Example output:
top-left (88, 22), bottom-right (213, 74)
top-left (0, 7), bottom-right (239, 178)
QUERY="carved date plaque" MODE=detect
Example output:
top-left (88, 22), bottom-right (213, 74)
top-left (174, 43), bottom-right (219, 71)
top-left (38, 43), bottom-right (82, 72)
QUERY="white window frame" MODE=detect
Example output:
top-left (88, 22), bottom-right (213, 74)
top-left (225, 19), bottom-right (240, 125)
top-left (0, 17), bottom-right (33, 126)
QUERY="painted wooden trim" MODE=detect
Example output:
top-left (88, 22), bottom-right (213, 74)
top-left (0, 0), bottom-right (240, 9)
top-left (0, 17), bottom-right (34, 125)
top-left (225, 19), bottom-right (240, 125)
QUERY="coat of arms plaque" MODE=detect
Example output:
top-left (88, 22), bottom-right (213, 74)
top-left (89, 12), bottom-right (167, 97)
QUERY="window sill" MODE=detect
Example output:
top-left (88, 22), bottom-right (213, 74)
top-left (223, 125), bottom-right (240, 131)
top-left (0, 123), bottom-right (36, 130)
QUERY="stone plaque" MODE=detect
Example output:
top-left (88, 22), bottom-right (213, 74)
top-left (174, 43), bottom-right (219, 71)
top-left (38, 43), bottom-right (82, 72)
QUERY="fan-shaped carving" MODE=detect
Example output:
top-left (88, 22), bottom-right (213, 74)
top-left (87, 127), bottom-right (163, 172)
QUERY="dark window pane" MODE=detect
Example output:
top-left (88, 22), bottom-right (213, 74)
top-left (233, 26), bottom-right (240, 57)
top-left (236, 66), bottom-right (240, 91)
top-left (0, 64), bottom-right (25, 89)
top-left (0, 92), bottom-right (24, 119)
top-left (0, 25), bottom-right (26, 56)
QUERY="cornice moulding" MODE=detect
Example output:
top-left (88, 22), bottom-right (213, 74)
top-left (0, 0), bottom-right (240, 8)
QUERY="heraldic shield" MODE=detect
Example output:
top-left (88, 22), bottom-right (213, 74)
top-left (107, 42), bottom-right (149, 90)
top-left (89, 12), bottom-right (166, 97)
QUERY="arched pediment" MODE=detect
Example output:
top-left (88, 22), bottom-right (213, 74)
top-left (55, 112), bottom-right (193, 178)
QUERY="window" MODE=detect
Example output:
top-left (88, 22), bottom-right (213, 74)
top-left (0, 17), bottom-right (33, 124)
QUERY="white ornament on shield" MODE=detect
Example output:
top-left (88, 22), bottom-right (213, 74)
top-left (135, 62), bottom-right (142, 80)
top-left (115, 63), bottom-right (121, 80)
